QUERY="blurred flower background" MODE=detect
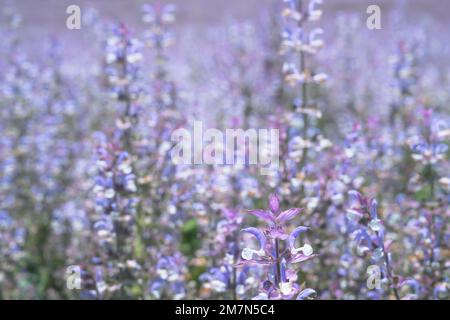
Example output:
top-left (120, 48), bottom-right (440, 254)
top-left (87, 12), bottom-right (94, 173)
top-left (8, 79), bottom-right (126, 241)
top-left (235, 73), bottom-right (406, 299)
top-left (0, 0), bottom-right (448, 299)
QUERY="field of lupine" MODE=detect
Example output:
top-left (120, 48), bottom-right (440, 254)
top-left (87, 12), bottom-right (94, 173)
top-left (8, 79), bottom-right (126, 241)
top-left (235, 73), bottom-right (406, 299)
top-left (0, 0), bottom-right (449, 300)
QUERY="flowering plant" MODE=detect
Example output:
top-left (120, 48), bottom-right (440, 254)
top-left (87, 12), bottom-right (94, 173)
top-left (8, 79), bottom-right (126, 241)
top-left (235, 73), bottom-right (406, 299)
top-left (238, 194), bottom-right (317, 300)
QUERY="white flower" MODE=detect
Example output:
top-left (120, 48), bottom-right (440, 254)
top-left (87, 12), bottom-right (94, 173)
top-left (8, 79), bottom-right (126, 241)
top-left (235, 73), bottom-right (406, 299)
top-left (241, 248), bottom-right (264, 260)
top-left (313, 73), bottom-right (328, 84)
top-left (369, 219), bottom-right (383, 232)
top-left (301, 244), bottom-right (314, 256)
top-left (157, 269), bottom-right (168, 280)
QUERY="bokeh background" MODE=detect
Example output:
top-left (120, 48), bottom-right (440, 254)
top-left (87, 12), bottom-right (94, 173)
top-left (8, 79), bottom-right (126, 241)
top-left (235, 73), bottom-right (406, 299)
top-left (0, 0), bottom-right (448, 300)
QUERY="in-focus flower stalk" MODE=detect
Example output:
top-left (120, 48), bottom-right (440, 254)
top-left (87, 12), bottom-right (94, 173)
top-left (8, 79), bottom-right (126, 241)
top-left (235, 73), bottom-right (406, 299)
top-left (238, 194), bottom-right (317, 300)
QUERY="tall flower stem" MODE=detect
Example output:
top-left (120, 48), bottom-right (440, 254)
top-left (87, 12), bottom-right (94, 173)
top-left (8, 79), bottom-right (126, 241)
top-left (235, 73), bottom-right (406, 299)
top-left (376, 231), bottom-right (400, 300)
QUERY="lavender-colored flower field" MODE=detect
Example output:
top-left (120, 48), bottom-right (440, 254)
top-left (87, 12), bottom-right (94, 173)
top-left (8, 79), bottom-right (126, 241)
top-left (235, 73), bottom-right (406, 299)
top-left (0, 0), bottom-right (448, 300)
